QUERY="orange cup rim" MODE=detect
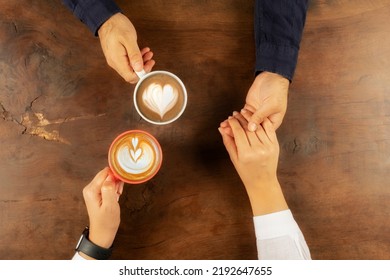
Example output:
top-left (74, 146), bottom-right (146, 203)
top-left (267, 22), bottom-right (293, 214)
top-left (108, 130), bottom-right (163, 184)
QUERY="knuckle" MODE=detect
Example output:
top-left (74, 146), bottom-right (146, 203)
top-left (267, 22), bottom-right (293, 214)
top-left (255, 149), bottom-right (271, 161)
top-left (106, 58), bottom-right (115, 68)
top-left (102, 183), bottom-right (115, 192)
top-left (239, 153), bottom-right (253, 163)
top-left (82, 186), bottom-right (91, 199)
top-left (127, 76), bottom-right (138, 84)
top-left (129, 54), bottom-right (142, 64)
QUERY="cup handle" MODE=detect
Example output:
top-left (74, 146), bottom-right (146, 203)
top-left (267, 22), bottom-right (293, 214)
top-left (135, 69), bottom-right (146, 79)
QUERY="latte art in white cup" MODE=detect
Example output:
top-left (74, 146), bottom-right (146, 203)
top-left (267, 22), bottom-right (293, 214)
top-left (108, 130), bottom-right (162, 184)
top-left (134, 71), bottom-right (187, 125)
top-left (142, 83), bottom-right (179, 119)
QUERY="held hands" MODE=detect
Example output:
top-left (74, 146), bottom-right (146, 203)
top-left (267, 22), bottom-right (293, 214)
top-left (219, 113), bottom-right (279, 189)
top-left (82, 167), bottom-right (124, 259)
top-left (98, 13), bottom-right (155, 83)
top-left (220, 71), bottom-right (289, 134)
top-left (218, 113), bottom-right (288, 216)
top-left (244, 72), bottom-right (289, 131)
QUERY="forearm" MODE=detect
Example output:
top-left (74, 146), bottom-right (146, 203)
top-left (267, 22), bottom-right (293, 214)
top-left (244, 178), bottom-right (288, 216)
top-left (62, 0), bottom-right (122, 35)
top-left (254, 0), bottom-right (309, 80)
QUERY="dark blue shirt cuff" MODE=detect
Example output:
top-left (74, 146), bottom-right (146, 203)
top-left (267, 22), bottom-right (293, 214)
top-left (62, 0), bottom-right (122, 36)
top-left (255, 42), bottom-right (299, 82)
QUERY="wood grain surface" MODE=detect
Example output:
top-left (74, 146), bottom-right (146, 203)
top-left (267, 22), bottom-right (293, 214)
top-left (0, 0), bottom-right (389, 259)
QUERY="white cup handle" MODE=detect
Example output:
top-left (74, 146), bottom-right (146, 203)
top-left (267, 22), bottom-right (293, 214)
top-left (135, 69), bottom-right (146, 79)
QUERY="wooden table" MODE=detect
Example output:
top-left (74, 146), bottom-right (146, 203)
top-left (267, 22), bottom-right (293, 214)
top-left (0, 0), bottom-right (389, 259)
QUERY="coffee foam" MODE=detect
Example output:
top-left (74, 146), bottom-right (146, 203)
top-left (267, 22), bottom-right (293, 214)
top-left (135, 72), bottom-right (186, 124)
top-left (116, 137), bottom-right (155, 174)
top-left (109, 131), bottom-right (162, 183)
top-left (142, 83), bottom-right (179, 119)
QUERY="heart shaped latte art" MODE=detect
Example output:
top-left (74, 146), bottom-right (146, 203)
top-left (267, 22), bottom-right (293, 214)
top-left (142, 83), bottom-right (179, 119)
top-left (116, 137), bottom-right (155, 175)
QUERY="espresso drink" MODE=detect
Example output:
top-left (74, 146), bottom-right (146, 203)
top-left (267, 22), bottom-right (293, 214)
top-left (134, 72), bottom-right (187, 124)
top-left (108, 130), bottom-right (162, 184)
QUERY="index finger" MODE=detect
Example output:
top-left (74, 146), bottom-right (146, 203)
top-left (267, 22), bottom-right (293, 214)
top-left (228, 117), bottom-right (250, 152)
top-left (262, 118), bottom-right (278, 144)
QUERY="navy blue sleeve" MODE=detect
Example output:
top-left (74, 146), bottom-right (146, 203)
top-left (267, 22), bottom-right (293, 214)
top-left (254, 0), bottom-right (309, 81)
top-left (62, 0), bottom-right (122, 36)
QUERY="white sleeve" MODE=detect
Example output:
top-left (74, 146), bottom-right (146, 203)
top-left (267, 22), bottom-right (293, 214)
top-left (253, 209), bottom-right (311, 260)
top-left (72, 252), bottom-right (87, 260)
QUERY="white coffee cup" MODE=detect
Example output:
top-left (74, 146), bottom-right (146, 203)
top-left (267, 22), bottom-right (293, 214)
top-left (133, 70), bottom-right (187, 125)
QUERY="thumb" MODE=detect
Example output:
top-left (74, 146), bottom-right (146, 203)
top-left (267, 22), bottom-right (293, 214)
top-left (101, 174), bottom-right (119, 205)
top-left (248, 103), bottom-right (275, 132)
top-left (124, 41), bottom-right (143, 72)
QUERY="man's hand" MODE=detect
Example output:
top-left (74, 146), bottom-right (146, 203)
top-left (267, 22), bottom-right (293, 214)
top-left (243, 71), bottom-right (289, 131)
top-left (220, 71), bottom-right (289, 136)
top-left (98, 13), bottom-right (155, 83)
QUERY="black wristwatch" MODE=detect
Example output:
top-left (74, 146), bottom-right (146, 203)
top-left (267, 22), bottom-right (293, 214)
top-left (75, 227), bottom-right (113, 260)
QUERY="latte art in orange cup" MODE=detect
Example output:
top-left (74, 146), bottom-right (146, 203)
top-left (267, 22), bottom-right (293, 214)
top-left (108, 130), bottom-right (163, 184)
top-left (134, 71), bottom-right (187, 125)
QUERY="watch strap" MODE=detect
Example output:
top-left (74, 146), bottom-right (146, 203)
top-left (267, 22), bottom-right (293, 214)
top-left (75, 227), bottom-right (113, 260)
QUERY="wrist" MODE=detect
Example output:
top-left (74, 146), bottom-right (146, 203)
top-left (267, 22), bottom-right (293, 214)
top-left (244, 179), bottom-right (289, 216)
top-left (78, 251), bottom-right (95, 260)
top-left (89, 228), bottom-right (116, 249)
top-left (258, 71), bottom-right (289, 84)
top-left (241, 172), bottom-right (278, 192)
top-left (98, 12), bottom-right (121, 37)
top-left (75, 227), bottom-right (113, 260)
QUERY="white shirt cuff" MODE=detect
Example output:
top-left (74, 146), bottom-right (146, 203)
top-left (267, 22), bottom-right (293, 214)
top-left (253, 209), bottom-right (311, 260)
top-left (253, 209), bottom-right (300, 240)
top-left (72, 252), bottom-right (87, 260)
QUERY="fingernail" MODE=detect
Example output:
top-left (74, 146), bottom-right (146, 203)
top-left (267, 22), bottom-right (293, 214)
top-left (106, 174), bottom-right (114, 182)
top-left (232, 111), bottom-right (238, 116)
top-left (228, 116), bottom-right (233, 119)
top-left (241, 109), bottom-right (247, 113)
top-left (218, 127), bottom-right (223, 134)
top-left (134, 62), bottom-right (143, 71)
top-left (248, 122), bottom-right (257, 132)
